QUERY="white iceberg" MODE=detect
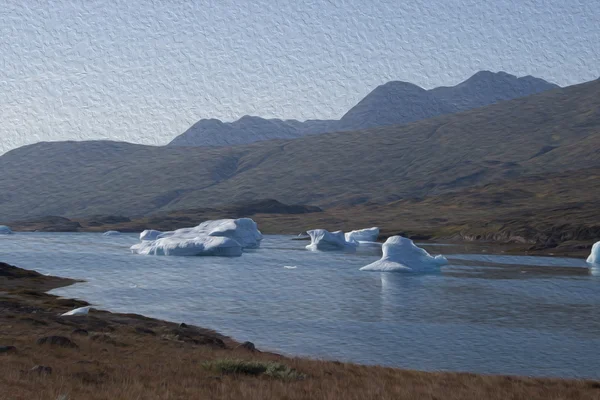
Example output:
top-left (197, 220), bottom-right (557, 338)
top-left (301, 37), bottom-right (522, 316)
top-left (61, 306), bottom-right (91, 316)
top-left (140, 229), bottom-right (163, 241)
top-left (154, 218), bottom-right (262, 249)
top-left (103, 230), bottom-right (121, 236)
top-left (131, 235), bottom-right (243, 257)
top-left (131, 218), bottom-right (262, 257)
top-left (0, 225), bottom-right (14, 234)
top-left (345, 227), bottom-right (380, 243)
top-left (587, 241), bottom-right (600, 265)
top-left (360, 236), bottom-right (448, 272)
top-left (305, 229), bottom-right (358, 251)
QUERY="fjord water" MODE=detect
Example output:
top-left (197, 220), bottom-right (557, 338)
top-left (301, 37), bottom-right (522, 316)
top-left (2, 233), bottom-right (599, 379)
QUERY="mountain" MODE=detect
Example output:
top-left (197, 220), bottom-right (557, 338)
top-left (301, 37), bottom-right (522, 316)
top-left (169, 71), bottom-right (559, 146)
top-left (429, 71), bottom-right (560, 111)
top-left (0, 79), bottom-right (597, 222)
top-left (169, 116), bottom-right (338, 147)
top-left (336, 81), bottom-right (458, 130)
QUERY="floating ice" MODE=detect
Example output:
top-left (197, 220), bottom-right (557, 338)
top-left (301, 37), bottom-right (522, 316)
top-left (140, 229), bottom-right (163, 241)
top-left (305, 229), bottom-right (358, 251)
top-left (360, 236), bottom-right (448, 272)
top-left (131, 218), bottom-right (262, 257)
top-left (103, 230), bottom-right (121, 236)
top-left (61, 306), bottom-right (91, 316)
top-left (283, 265), bottom-right (297, 269)
top-left (587, 241), bottom-right (600, 265)
top-left (345, 227), bottom-right (380, 243)
top-left (0, 225), bottom-right (14, 234)
top-left (131, 236), bottom-right (243, 256)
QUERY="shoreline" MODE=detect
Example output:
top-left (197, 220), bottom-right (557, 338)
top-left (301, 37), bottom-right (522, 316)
top-left (4, 224), bottom-right (594, 259)
top-left (1, 262), bottom-right (600, 399)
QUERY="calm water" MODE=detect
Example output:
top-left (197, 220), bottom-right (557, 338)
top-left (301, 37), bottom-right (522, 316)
top-left (1, 233), bottom-right (599, 379)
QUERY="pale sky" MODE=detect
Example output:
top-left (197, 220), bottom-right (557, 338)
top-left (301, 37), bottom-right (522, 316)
top-left (1, 0), bottom-right (599, 154)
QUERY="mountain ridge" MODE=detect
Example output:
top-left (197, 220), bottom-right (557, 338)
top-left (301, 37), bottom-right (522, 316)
top-left (170, 71), bottom-right (559, 147)
top-left (0, 78), bottom-right (597, 222)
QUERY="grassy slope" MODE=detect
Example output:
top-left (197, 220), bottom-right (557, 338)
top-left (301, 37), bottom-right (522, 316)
top-left (9, 167), bottom-right (597, 256)
top-left (0, 80), bottom-right (598, 222)
top-left (1, 262), bottom-right (599, 399)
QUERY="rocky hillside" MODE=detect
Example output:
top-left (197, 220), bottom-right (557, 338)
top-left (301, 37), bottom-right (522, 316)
top-left (0, 79), bottom-right (597, 221)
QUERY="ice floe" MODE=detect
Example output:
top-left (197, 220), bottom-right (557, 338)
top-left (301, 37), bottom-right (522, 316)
top-left (305, 229), bottom-right (358, 251)
top-left (0, 225), bottom-right (14, 234)
top-left (131, 218), bottom-right (262, 257)
top-left (587, 241), bottom-right (600, 265)
top-left (131, 236), bottom-right (243, 257)
top-left (103, 230), bottom-right (121, 236)
top-left (61, 306), bottom-right (91, 316)
top-left (360, 236), bottom-right (448, 272)
top-left (140, 229), bottom-right (163, 241)
top-left (345, 227), bottom-right (379, 243)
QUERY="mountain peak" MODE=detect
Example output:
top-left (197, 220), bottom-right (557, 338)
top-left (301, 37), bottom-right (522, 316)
top-left (170, 71), bottom-right (562, 147)
top-left (379, 80), bottom-right (426, 92)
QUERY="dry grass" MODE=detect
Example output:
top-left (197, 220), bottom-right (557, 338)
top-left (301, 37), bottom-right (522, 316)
top-left (1, 263), bottom-right (600, 399)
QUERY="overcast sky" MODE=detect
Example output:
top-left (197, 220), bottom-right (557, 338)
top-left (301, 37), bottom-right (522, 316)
top-left (1, 0), bottom-right (599, 154)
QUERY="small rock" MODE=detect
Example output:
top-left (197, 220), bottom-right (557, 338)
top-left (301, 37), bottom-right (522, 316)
top-left (178, 323), bottom-right (188, 328)
top-left (236, 341), bottom-right (256, 351)
top-left (36, 336), bottom-right (78, 348)
top-left (30, 365), bottom-right (52, 375)
top-left (0, 345), bottom-right (17, 354)
top-left (72, 328), bottom-right (89, 336)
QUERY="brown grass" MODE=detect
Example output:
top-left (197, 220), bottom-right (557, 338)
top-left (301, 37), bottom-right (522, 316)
top-left (1, 263), bottom-right (600, 399)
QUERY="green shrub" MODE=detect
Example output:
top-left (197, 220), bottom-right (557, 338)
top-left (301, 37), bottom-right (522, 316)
top-left (202, 359), bottom-right (305, 380)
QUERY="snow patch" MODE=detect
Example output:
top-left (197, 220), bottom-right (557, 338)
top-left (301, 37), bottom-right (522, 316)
top-left (360, 236), bottom-right (448, 273)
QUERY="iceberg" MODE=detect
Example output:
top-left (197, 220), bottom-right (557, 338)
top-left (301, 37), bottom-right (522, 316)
top-left (140, 229), bottom-right (163, 241)
top-left (305, 229), bottom-right (358, 251)
top-left (131, 218), bottom-right (262, 257)
top-left (345, 227), bottom-right (380, 243)
top-left (360, 236), bottom-right (448, 272)
top-left (0, 225), bottom-right (13, 234)
top-left (131, 235), bottom-right (243, 257)
top-left (103, 230), bottom-right (121, 236)
top-left (587, 241), bottom-right (600, 265)
top-left (154, 218), bottom-right (262, 249)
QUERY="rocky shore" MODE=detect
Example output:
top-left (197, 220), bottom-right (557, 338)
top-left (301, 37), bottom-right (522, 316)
top-left (1, 261), bottom-right (599, 399)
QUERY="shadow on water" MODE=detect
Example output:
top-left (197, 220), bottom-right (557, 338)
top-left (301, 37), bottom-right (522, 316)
top-left (442, 264), bottom-right (593, 280)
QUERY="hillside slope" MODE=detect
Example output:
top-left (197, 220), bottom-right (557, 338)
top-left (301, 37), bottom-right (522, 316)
top-left (0, 79), bottom-right (597, 221)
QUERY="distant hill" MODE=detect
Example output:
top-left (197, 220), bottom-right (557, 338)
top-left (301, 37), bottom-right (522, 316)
top-left (0, 78), bottom-right (597, 222)
top-left (170, 116), bottom-right (337, 147)
top-left (170, 71), bottom-right (559, 146)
